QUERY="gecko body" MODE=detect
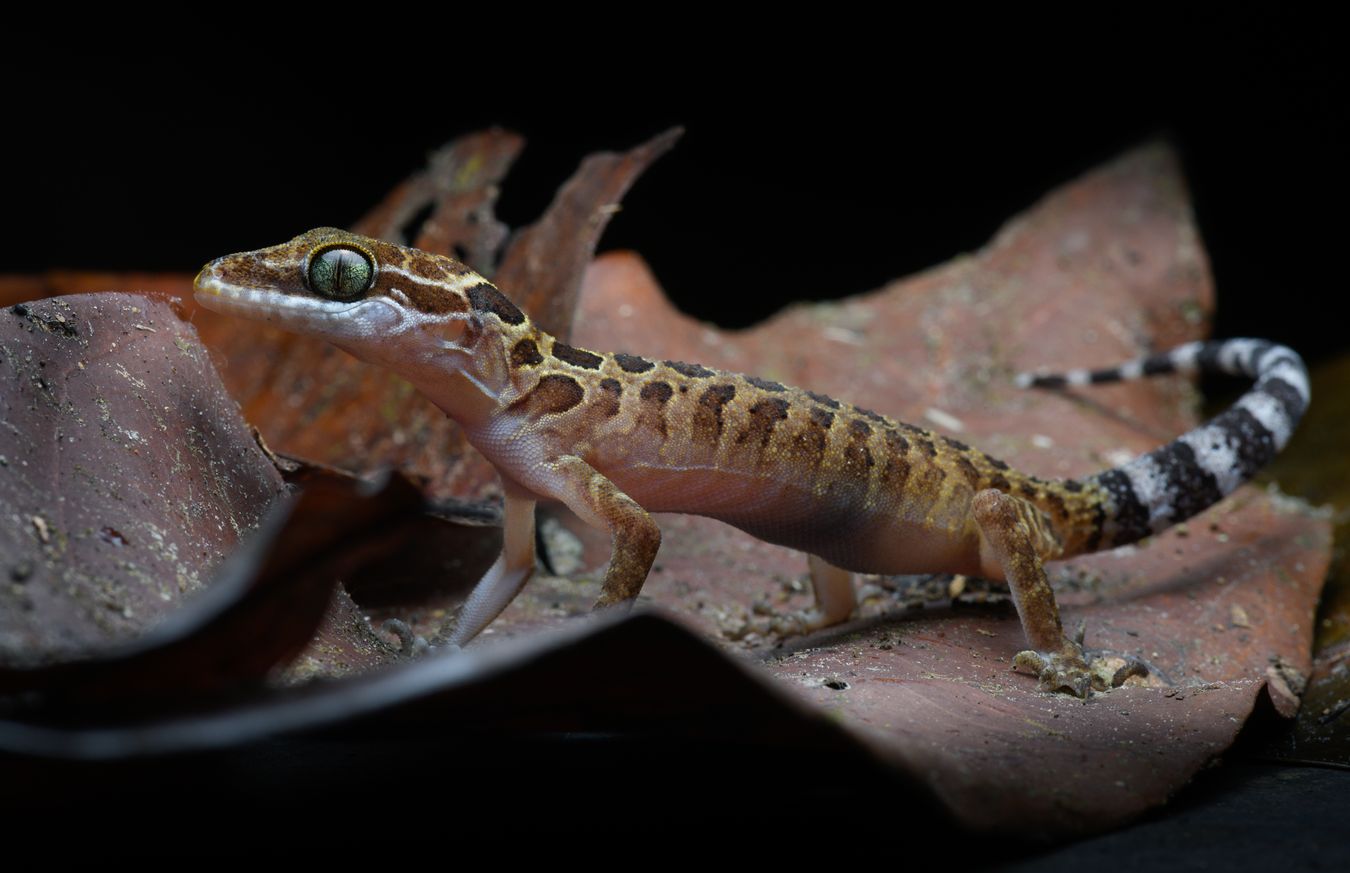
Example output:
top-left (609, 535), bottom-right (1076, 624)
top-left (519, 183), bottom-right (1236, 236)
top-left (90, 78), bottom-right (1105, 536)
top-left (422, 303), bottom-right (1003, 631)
top-left (195, 228), bottom-right (1309, 695)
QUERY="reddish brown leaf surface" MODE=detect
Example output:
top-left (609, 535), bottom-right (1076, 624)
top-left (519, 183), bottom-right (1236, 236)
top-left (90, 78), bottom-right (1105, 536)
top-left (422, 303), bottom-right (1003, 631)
top-left (0, 289), bottom-right (504, 712)
top-left (497, 127), bottom-right (682, 338)
top-left (0, 294), bottom-right (283, 667)
top-left (0, 469), bottom-right (424, 710)
top-left (352, 128), bottom-right (524, 268)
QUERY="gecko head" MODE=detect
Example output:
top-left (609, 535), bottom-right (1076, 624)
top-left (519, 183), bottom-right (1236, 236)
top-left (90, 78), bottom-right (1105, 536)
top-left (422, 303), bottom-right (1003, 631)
top-left (192, 227), bottom-right (507, 354)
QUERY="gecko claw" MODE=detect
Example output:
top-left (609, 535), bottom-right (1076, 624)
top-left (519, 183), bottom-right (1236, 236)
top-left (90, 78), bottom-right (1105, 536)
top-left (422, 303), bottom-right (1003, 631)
top-left (1013, 647), bottom-right (1094, 697)
top-left (1110, 656), bottom-right (1151, 687)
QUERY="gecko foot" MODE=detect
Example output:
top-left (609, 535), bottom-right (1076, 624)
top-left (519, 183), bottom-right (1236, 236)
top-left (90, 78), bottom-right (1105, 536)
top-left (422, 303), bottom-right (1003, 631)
top-left (1013, 644), bottom-right (1098, 697)
top-left (1013, 631), bottom-right (1152, 697)
top-left (767, 608), bottom-right (839, 638)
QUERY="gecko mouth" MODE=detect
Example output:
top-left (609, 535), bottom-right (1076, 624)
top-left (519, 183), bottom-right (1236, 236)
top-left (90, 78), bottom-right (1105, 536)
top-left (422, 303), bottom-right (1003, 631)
top-left (192, 270), bottom-right (378, 335)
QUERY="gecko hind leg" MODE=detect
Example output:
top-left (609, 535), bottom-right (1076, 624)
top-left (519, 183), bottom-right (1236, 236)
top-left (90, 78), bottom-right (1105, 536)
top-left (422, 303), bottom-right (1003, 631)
top-left (770, 554), bottom-right (857, 636)
top-left (971, 488), bottom-right (1130, 696)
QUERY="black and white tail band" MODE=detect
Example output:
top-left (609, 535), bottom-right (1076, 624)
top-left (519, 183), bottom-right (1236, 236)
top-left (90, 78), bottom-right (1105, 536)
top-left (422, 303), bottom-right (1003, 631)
top-left (1018, 339), bottom-right (1309, 548)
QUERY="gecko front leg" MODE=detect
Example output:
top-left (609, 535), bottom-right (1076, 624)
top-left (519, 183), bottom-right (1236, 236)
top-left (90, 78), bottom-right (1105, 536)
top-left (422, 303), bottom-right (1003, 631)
top-left (541, 455), bottom-right (662, 611)
top-left (447, 456), bottom-right (659, 647)
top-left (445, 486), bottom-right (537, 647)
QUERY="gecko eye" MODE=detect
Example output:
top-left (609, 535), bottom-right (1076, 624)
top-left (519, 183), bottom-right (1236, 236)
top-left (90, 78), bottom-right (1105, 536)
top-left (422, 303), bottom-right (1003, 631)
top-left (307, 246), bottom-right (375, 299)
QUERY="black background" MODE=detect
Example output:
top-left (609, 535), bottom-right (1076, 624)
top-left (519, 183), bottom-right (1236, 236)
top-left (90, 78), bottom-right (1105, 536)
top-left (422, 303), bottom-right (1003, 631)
top-left (5, 14), bottom-right (1343, 362)
top-left (1, 13), bottom-right (1346, 859)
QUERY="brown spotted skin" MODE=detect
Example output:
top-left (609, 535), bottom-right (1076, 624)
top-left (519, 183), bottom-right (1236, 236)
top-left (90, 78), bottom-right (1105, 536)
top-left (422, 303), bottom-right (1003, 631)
top-left (497, 337), bottom-right (1101, 576)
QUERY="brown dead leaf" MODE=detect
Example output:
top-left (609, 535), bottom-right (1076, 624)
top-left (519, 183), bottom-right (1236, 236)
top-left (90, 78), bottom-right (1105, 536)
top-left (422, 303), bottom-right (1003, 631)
top-left (0, 294), bottom-right (283, 667)
top-left (497, 127), bottom-right (682, 338)
top-left (352, 128), bottom-right (524, 271)
top-left (0, 471), bottom-right (415, 712)
top-left (0, 292), bottom-right (508, 716)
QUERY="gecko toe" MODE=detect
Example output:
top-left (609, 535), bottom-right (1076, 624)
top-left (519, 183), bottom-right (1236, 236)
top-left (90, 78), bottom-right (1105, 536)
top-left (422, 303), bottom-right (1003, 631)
top-left (1014, 642), bottom-right (1100, 697)
top-left (1109, 656), bottom-right (1151, 687)
top-left (1015, 640), bottom-right (1152, 696)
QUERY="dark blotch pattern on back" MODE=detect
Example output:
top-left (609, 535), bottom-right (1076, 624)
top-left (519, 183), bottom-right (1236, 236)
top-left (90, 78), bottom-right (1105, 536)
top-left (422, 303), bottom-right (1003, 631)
top-left (952, 453), bottom-right (981, 488)
top-left (615, 353), bottom-right (655, 373)
top-left (692, 384), bottom-right (737, 444)
top-left (843, 416), bottom-right (874, 473)
top-left (666, 360), bottom-right (714, 378)
top-left (521, 374), bottom-right (584, 415)
top-left (795, 409), bottom-right (831, 462)
top-left (746, 376), bottom-right (786, 392)
top-left (740, 397), bottom-right (790, 448)
top-left (640, 381), bottom-right (674, 404)
top-left (857, 408), bottom-right (888, 425)
top-left (879, 430), bottom-right (913, 492)
top-left (596, 378), bottom-right (623, 417)
top-left (637, 380), bottom-right (673, 439)
top-left (467, 283), bottom-right (525, 325)
top-left (552, 342), bottom-right (603, 370)
top-left (510, 338), bottom-right (543, 368)
top-left (807, 391), bottom-right (840, 409)
top-left (984, 454), bottom-right (1010, 472)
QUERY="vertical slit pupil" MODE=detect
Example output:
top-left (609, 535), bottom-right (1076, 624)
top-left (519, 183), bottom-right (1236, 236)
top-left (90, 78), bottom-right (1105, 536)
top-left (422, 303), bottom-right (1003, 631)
top-left (334, 251), bottom-right (357, 294)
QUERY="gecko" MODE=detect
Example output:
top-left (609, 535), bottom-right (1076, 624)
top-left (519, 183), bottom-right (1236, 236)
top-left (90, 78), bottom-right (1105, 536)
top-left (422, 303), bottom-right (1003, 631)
top-left (194, 227), bottom-right (1309, 696)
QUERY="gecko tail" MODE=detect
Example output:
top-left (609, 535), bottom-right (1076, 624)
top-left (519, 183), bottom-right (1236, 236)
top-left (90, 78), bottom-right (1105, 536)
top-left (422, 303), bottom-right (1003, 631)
top-left (1015, 339), bottom-right (1302, 390)
top-left (1022, 339), bottom-right (1309, 550)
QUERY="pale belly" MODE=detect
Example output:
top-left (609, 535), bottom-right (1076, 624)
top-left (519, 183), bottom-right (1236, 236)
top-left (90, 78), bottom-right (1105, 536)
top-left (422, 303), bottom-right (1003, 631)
top-left (467, 418), bottom-right (987, 579)
top-left (606, 463), bottom-right (986, 577)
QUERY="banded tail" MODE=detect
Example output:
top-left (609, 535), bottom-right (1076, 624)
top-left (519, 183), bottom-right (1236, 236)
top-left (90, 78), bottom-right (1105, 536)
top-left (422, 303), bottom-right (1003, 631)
top-left (1019, 339), bottom-right (1309, 551)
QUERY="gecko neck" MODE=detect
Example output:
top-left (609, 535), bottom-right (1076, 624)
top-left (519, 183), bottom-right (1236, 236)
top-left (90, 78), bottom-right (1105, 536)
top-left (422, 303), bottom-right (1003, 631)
top-left (344, 311), bottom-right (545, 431)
